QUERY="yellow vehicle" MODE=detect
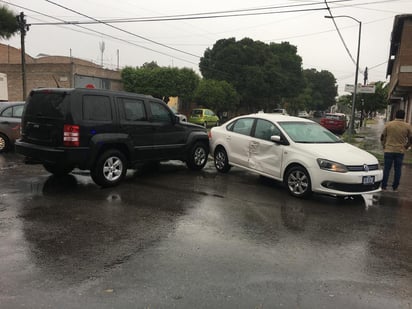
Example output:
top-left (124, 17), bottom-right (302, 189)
top-left (188, 108), bottom-right (220, 128)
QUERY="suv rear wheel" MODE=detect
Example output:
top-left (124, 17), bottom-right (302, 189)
top-left (91, 149), bottom-right (127, 187)
top-left (186, 142), bottom-right (208, 170)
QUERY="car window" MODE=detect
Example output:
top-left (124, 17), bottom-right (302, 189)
top-left (25, 92), bottom-right (67, 119)
top-left (192, 109), bottom-right (202, 116)
top-left (13, 105), bottom-right (24, 117)
top-left (254, 119), bottom-right (280, 141)
top-left (231, 118), bottom-right (254, 136)
top-left (150, 101), bottom-right (172, 122)
top-left (119, 98), bottom-right (147, 121)
top-left (83, 95), bottom-right (112, 121)
top-left (279, 122), bottom-right (342, 143)
top-left (325, 114), bottom-right (345, 121)
top-left (1, 106), bottom-right (13, 117)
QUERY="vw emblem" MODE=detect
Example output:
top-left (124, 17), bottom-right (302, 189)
top-left (363, 164), bottom-right (369, 172)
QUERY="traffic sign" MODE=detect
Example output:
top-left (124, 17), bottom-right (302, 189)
top-left (344, 84), bottom-right (376, 93)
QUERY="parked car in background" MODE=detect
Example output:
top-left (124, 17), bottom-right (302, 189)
top-left (16, 88), bottom-right (210, 187)
top-left (188, 108), bottom-right (219, 128)
top-left (0, 101), bottom-right (25, 153)
top-left (272, 108), bottom-right (289, 115)
top-left (298, 111), bottom-right (309, 118)
top-left (170, 106), bottom-right (187, 122)
top-left (209, 113), bottom-right (382, 198)
top-left (320, 113), bottom-right (347, 134)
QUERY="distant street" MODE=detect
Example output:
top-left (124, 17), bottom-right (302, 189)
top-left (1, 152), bottom-right (412, 309)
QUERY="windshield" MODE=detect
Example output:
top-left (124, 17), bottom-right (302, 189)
top-left (279, 121), bottom-right (342, 143)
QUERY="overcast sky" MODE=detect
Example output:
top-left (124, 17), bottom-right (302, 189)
top-left (2, 0), bottom-right (411, 95)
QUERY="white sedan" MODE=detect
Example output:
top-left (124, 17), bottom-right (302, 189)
top-left (209, 113), bottom-right (383, 198)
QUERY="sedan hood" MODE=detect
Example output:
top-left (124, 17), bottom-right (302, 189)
top-left (296, 142), bottom-right (378, 164)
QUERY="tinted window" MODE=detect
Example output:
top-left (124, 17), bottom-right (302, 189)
top-left (13, 105), bottom-right (24, 117)
top-left (192, 109), bottom-right (203, 116)
top-left (25, 92), bottom-right (67, 118)
top-left (1, 106), bottom-right (13, 117)
top-left (231, 118), bottom-right (254, 136)
top-left (83, 95), bottom-right (112, 121)
top-left (119, 98), bottom-right (146, 121)
top-left (150, 101), bottom-right (172, 122)
top-left (254, 119), bottom-right (280, 141)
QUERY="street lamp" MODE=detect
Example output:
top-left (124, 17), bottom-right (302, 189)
top-left (325, 15), bottom-right (362, 140)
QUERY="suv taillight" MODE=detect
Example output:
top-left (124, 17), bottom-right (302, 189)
top-left (63, 124), bottom-right (80, 147)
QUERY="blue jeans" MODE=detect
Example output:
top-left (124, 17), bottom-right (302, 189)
top-left (382, 152), bottom-right (404, 190)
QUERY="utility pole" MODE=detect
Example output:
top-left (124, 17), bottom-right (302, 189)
top-left (16, 12), bottom-right (30, 100)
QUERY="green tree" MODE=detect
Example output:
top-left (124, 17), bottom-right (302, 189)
top-left (302, 69), bottom-right (337, 112)
top-left (199, 38), bottom-right (305, 112)
top-left (358, 81), bottom-right (388, 125)
top-left (121, 66), bottom-right (200, 102)
top-left (193, 79), bottom-right (240, 115)
top-left (0, 6), bottom-right (19, 39)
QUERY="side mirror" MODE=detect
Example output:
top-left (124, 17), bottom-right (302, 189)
top-left (270, 135), bottom-right (289, 145)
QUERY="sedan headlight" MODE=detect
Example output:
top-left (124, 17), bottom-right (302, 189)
top-left (317, 158), bottom-right (348, 173)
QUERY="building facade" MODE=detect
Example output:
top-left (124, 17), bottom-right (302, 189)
top-left (0, 43), bottom-right (122, 101)
top-left (386, 14), bottom-right (412, 123)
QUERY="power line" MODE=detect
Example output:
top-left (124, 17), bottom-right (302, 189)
top-left (32, 0), bottom-right (352, 25)
top-left (0, 0), bottom-right (199, 66)
top-left (44, 0), bottom-right (201, 59)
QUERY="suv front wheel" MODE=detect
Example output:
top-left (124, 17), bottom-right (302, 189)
top-left (91, 149), bottom-right (127, 187)
top-left (186, 142), bottom-right (208, 170)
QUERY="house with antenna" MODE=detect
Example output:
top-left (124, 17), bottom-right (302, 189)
top-left (0, 43), bottom-right (122, 101)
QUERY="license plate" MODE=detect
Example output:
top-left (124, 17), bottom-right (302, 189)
top-left (362, 176), bottom-right (375, 185)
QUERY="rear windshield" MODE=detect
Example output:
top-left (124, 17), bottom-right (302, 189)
top-left (25, 91), bottom-right (68, 119)
top-left (324, 114), bottom-right (345, 121)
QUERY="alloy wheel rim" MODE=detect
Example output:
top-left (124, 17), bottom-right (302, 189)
top-left (103, 156), bottom-right (123, 181)
top-left (215, 151), bottom-right (226, 170)
top-left (194, 147), bottom-right (206, 166)
top-left (288, 170), bottom-right (308, 195)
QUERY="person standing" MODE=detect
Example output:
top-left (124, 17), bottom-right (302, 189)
top-left (380, 109), bottom-right (412, 192)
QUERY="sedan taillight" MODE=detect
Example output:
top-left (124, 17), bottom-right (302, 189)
top-left (63, 124), bottom-right (80, 147)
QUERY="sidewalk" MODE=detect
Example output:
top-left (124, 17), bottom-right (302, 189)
top-left (355, 117), bottom-right (412, 165)
top-left (354, 117), bottom-right (412, 198)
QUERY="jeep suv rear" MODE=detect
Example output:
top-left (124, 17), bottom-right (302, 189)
top-left (16, 88), bottom-right (209, 187)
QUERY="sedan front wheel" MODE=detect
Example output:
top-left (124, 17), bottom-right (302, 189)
top-left (285, 166), bottom-right (312, 198)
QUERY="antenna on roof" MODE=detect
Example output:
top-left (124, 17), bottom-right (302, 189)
top-left (99, 41), bottom-right (105, 67)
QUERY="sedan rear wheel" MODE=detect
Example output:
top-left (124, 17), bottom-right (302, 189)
top-left (285, 166), bottom-right (312, 198)
top-left (214, 147), bottom-right (231, 173)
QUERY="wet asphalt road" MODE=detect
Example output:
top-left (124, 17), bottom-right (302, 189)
top-left (1, 153), bottom-right (412, 309)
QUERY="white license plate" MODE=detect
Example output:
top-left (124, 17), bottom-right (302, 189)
top-left (362, 176), bottom-right (375, 185)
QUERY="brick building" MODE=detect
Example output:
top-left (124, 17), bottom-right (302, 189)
top-left (386, 14), bottom-right (412, 123)
top-left (0, 43), bottom-right (123, 101)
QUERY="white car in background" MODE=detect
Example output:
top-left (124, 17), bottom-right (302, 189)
top-left (209, 113), bottom-right (382, 198)
top-left (170, 106), bottom-right (187, 122)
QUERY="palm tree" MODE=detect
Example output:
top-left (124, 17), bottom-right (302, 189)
top-left (0, 6), bottom-right (19, 39)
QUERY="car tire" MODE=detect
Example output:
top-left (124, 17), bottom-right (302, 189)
top-left (0, 133), bottom-right (10, 153)
top-left (91, 149), bottom-right (127, 187)
top-left (214, 147), bottom-right (231, 173)
top-left (186, 142), bottom-right (208, 170)
top-left (43, 163), bottom-right (74, 176)
top-left (284, 165), bottom-right (312, 198)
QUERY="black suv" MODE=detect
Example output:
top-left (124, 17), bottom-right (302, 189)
top-left (16, 88), bottom-right (209, 187)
